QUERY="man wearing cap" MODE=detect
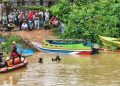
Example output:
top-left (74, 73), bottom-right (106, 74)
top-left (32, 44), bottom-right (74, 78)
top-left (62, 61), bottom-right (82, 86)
top-left (11, 41), bottom-right (22, 64)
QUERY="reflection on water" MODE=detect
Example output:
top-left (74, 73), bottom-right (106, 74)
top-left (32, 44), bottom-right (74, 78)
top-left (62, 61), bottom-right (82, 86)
top-left (0, 67), bottom-right (27, 86)
top-left (0, 52), bottom-right (120, 86)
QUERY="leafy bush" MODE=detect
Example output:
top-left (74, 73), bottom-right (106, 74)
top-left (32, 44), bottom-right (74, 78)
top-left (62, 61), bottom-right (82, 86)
top-left (0, 34), bottom-right (21, 52)
top-left (50, 0), bottom-right (120, 45)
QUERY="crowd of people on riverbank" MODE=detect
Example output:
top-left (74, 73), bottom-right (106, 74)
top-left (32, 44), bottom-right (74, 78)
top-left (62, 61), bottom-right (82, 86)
top-left (0, 9), bottom-right (64, 33)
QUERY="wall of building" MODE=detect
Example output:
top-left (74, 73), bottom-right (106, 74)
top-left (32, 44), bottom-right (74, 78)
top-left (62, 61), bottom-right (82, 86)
top-left (9, 0), bottom-right (56, 7)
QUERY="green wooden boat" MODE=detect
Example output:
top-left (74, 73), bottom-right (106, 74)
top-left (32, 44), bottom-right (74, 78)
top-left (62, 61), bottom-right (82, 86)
top-left (43, 39), bottom-right (92, 50)
top-left (31, 39), bottom-right (93, 55)
top-left (99, 35), bottom-right (120, 48)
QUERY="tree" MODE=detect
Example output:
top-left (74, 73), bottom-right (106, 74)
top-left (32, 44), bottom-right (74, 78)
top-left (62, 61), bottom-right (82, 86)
top-left (50, 0), bottom-right (120, 44)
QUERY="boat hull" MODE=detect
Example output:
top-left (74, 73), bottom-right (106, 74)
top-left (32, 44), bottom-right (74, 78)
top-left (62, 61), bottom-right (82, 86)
top-left (99, 36), bottom-right (120, 48)
top-left (17, 45), bottom-right (34, 56)
top-left (31, 41), bottom-right (92, 55)
top-left (0, 58), bottom-right (28, 73)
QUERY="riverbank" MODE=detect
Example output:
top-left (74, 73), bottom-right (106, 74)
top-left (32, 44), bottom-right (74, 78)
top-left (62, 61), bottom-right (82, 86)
top-left (0, 30), bottom-right (57, 43)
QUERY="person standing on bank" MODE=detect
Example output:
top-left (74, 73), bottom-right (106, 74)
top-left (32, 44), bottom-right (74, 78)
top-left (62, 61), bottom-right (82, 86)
top-left (44, 9), bottom-right (49, 23)
top-left (34, 12), bottom-right (40, 29)
top-left (60, 21), bottom-right (64, 34)
top-left (39, 10), bottom-right (44, 29)
top-left (10, 41), bottom-right (22, 64)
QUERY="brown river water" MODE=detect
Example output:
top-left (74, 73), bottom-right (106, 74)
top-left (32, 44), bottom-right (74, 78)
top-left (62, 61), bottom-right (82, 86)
top-left (0, 52), bottom-right (120, 86)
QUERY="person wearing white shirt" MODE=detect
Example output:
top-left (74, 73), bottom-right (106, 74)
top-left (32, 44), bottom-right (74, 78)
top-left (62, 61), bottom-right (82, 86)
top-left (21, 21), bottom-right (28, 30)
top-left (60, 22), bottom-right (65, 34)
top-left (44, 9), bottom-right (49, 23)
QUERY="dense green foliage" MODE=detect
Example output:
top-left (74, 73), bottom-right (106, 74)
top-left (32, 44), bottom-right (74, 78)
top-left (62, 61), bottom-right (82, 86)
top-left (50, 0), bottom-right (120, 44)
top-left (0, 34), bottom-right (21, 52)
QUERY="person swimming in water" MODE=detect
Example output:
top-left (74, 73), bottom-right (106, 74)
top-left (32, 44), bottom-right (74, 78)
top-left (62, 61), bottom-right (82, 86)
top-left (38, 58), bottom-right (43, 63)
top-left (52, 53), bottom-right (61, 62)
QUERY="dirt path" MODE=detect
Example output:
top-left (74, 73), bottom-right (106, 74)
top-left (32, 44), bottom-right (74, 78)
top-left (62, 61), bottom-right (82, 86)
top-left (0, 30), bottom-right (57, 42)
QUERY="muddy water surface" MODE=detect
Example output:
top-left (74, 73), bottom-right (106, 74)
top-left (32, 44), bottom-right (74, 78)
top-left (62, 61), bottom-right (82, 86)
top-left (0, 52), bottom-right (120, 86)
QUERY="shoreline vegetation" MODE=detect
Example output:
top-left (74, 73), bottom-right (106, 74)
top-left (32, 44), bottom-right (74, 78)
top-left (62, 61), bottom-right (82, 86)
top-left (0, 33), bottom-right (34, 53)
top-left (50, 0), bottom-right (120, 49)
top-left (0, 34), bottom-right (21, 52)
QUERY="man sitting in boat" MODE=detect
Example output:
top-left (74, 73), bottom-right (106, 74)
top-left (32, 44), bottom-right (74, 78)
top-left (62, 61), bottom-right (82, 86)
top-left (5, 52), bottom-right (13, 67)
top-left (10, 41), bottom-right (22, 65)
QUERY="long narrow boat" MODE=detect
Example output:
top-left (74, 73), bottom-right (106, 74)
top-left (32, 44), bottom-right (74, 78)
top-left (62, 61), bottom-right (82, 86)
top-left (0, 57), bottom-right (28, 73)
top-left (99, 35), bottom-right (120, 48)
top-left (17, 45), bottom-right (34, 56)
top-left (31, 40), bottom-right (93, 55)
top-left (17, 48), bottom-right (34, 56)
